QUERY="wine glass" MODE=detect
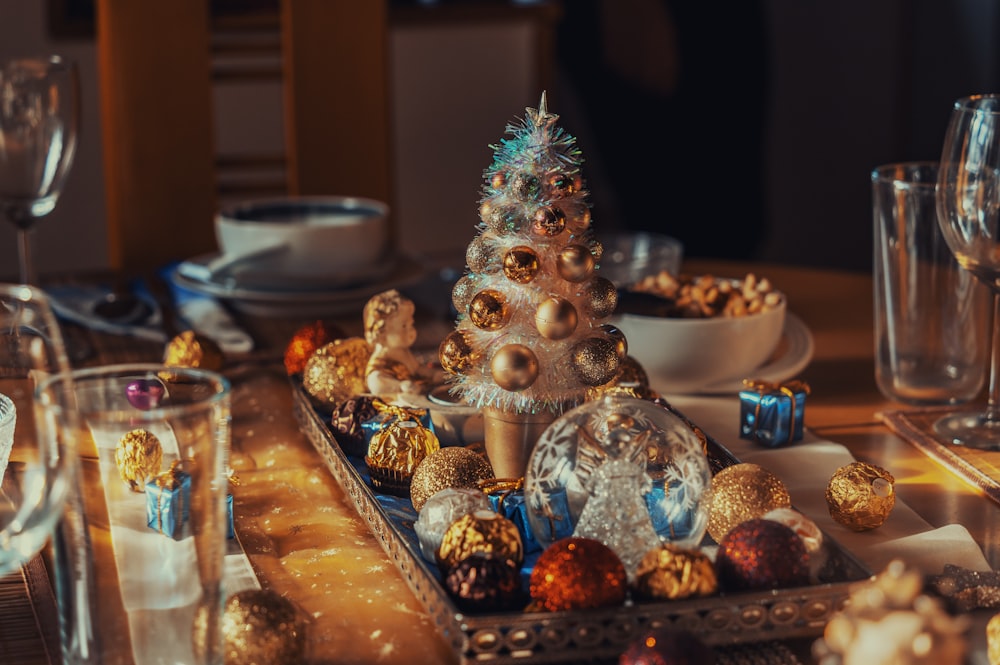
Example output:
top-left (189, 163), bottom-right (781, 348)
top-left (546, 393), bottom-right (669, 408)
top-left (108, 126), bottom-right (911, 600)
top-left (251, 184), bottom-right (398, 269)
top-left (0, 56), bottom-right (79, 284)
top-left (936, 94), bottom-right (1000, 448)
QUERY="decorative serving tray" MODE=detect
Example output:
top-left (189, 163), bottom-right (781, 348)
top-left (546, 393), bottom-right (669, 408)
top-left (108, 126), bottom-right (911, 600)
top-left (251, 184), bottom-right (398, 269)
top-left (292, 385), bottom-right (870, 664)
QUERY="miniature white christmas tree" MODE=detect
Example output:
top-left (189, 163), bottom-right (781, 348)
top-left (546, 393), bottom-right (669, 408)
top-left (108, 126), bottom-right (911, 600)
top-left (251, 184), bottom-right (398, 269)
top-left (439, 93), bottom-right (626, 477)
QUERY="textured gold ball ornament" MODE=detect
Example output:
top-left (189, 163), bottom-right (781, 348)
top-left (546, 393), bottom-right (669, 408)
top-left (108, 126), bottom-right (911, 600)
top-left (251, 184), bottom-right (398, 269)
top-left (511, 172), bottom-right (541, 201)
top-left (301, 337), bottom-right (372, 410)
top-left (599, 323), bottom-right (628, 359)
top-left (409, 446), bottom-right (495, 511)
top-left (825, 461), bottom-right (895, 531)
top-left (502, 245), bottom-right (540, 283)
top-left (633, 544), bottom-right (718, 601)
top-left (469, 289), bottom-right (510, 331)
top-left (535, 296), bottom-right (578, 340)
top-left (706, 462), bottom-right (791, 543)
top-left (532, 205), bottom-right (567, 237)
top-left (480, 200), bottom-right (519, 234)
top-left (466, 235), bottom-right (500, 273)
top-left (570, 336), bottom-right (620, 387)
top-left (163, 330), bottom-right (224, 371)
top-left (556, 244), bottom-right (595, 283)
top-left (439, 330), bottom-right (476, 375)
top-left (452, 274), bottom-right (479, 314)
top-left (546, 171), bottom-right (576, 198)
top-left (585, 276), bottom-right (619, 319)
top-left (193, 589), bottom-right (306, 665)
top-left (115, 428), bottom-right (164, 492)
top-left (437, 509), bottom-right (524, 570)
top-left (490, 344), bottom-right (539, 391)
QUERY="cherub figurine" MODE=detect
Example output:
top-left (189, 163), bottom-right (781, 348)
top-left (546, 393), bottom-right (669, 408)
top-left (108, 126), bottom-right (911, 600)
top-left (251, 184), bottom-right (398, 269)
top-left (363, 289), bottom-right (432, 396)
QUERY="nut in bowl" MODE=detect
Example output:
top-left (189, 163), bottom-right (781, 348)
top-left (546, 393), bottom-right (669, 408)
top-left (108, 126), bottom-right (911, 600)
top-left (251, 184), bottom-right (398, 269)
top-left (214, 196), bottom-right (391, 283)
top-left (611, 273), bottom-right (787, 394)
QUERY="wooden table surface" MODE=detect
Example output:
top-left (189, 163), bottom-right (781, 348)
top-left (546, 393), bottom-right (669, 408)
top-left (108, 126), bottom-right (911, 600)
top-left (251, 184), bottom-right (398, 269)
top-left (59, 258), bottom-right (1000, 664)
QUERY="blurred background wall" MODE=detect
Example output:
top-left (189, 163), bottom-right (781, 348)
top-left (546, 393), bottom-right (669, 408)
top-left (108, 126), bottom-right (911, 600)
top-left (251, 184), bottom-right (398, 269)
top-left (1, 0), bottom-right (998, 279)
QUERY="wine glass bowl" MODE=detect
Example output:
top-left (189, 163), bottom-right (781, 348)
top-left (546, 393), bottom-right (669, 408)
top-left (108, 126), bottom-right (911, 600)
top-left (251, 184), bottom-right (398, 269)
top-left (935, 94), bottom-right (1000, 448)
top-left (0, 56), bottom-right (79, 284)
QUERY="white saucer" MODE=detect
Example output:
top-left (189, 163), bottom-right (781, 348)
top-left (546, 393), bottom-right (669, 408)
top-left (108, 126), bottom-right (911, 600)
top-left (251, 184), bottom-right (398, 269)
top-left (651, 313), bottom-right (815, 395)
top-left (171, 254), bottom-right (426, 317)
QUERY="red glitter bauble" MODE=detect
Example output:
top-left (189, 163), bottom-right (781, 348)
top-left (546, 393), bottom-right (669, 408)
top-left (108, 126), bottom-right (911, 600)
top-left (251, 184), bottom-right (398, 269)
top-left (284, 321), bottom-right (333, 375)
top-left (618, 628), bottom-right (716, 665)
top-left (529, 537), bottom-right (627, 612)
top-left (444, 554), bottom-right (524, 613)
top-left (715, 518), bottom-right (809, 592)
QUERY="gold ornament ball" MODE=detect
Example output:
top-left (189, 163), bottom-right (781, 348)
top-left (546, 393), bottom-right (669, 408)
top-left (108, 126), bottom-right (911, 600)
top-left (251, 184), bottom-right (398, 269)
top-left (115, 428), bottom-right (164, 492)
top-left (452, 274), bottom-right (479, 314)
top-left (535, 296), bottom-right (578, 340)
top-left (826, 461), bottom-right (895, 531)
top-left (585, 276), bottom-right (619, 319)
top-left (164, 330), bottom-right (224, 371)
top-left (633, 543), bottom-right (718, 601)
top-left (599, 323), bottom-right (628, 359)
top-left (466, 235), bottom-right (500, 273)
top-left (566, 203), bottom-right (592, 233)
top-left (490, 344), bottom-right (539, 391)
top-left (502, 245), bottom-right (541, 283)
top-left (193, 589), bottom-right (306, 665)
top-left (490, 171), bottom-right (507, 190)
top-left (556, 244), bottom-right (595, 283)
top-left (532, 205), bottom-right (567, 237)
top-left (410, 446), bottom-right (495, 511)
top-left (511, 172), bottom-right (541, 201)
top-left (439, 330), bottom-right (476, 375)
top-left (570, 337), bottom-right (620, 387)
top-left (302, 337), bottom-right (372, 410)
top-left (469, 289), bottom-right (510, 331)
top-left (546, 171), bottom-right (576, 198)
top-left (480, 200), bottom-right (519, 234)
top-left (706, 462), bottom-right (791, 543)
top-left (437, 509), bottom-right (524, 570)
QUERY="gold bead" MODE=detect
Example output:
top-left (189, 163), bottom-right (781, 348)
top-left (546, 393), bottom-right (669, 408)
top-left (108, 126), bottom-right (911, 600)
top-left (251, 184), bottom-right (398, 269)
top-left (502, 245), bottom-right (540, 283)
top-left (532, 205), bottom-right (567, 237)
top-left (706, 462), bottom-right (791, 542)
top-left (570, 336), bottom-right (620, 387)
top-left (439, 330), bottom-right (476, 374)
top-left (490, 343), bottom-right (539, 391)
top-left (826, 461), bottom-right (895, 531)
top-left (511, 172), bottom-right (541, 201)
top-left (585, 276), bottom-right (618, 319)
top-left (469, 289), bottom-right (510, 331)
top-left (556, 244), bottom-right (595, 283)
top-left (546, 171), bottom-right (576, 198)
top-left (466, 235), bottom-right (500, 273)
top-left (535, 296), bottom-right (578, 340)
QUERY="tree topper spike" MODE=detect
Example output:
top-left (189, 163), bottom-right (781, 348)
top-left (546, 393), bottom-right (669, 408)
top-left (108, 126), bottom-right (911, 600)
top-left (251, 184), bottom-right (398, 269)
top-left (527, 90), bottom-right (558, 128)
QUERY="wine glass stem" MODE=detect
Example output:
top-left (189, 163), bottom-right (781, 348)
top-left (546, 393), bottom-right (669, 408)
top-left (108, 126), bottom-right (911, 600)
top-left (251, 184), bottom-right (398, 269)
top-left (16, 228), bottom-right (36, 285)
top-left (987, 291), bottom-right (1000, 423)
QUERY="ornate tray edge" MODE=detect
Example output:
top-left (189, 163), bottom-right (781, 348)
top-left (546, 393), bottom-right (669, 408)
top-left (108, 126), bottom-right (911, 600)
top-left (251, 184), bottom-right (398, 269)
top-left (292, 386), bottom-right (870, 664)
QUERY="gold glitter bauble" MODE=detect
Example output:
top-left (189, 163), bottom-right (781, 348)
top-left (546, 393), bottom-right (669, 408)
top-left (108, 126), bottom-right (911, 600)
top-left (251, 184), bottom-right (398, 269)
top-left (164, 330), bottom-right (224, 371)
top-left (633, 543), bottom-right (718, 601)
top-left (502, 245), bottom-right (541, 283)
top-left (825, 461), bottom-right (895, 531)
top-left (535, 296), bottom-right (578, 340)
top-left (410, 446), bottom-right (495, 511)
top-left (490, 344), bottom-right (539, 391)
top-left (528, 537), bottom-right (627, 612)
top-left (546, 171), bottom-right (576, 198)
top-left (437, 509), bottom-right (524, 570)
top-left (366, 420), bottom-right (441, 496)
top-left (706, 462), bottom-right (791, 543)
top-left (115, 428), bottom-right (163, 492)
top-left (301, 337), bottom-right (371, 410)
top-left (466, 235), bottom-right (500, 273)
top-left (193, 589), bottom-right (306, 665)
top-left (452, 274), bottom-right (479, 314)
top-left (532, 205), bottom-right (567, 237)
top-left (439, 330), bottom-right (476, 375)
top-left (570, 337), bottom-right (620, 387)
top-left (556, 244), bottom-right (595, 283)
top-left (469, 289), bottom-right (510, 331)
top-left (599, 323), bottom-right (628, 359)
top-left (585, 276), bottom-right (618, 319)
top-left (283, 321), bottom-right (332, 375)
top-left (511, 172), bottom-right (541, 201)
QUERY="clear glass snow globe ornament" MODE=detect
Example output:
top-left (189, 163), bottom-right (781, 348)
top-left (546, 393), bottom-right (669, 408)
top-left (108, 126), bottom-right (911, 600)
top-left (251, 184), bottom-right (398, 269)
top-left (524, 394), bottom-right (712, 577)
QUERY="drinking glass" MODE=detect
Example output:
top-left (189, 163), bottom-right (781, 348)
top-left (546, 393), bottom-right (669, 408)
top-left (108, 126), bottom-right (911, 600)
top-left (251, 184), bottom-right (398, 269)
top-left (936, 94), bottom-right (1000, 448)
top-left (0, 56), bottom-right (79, 284)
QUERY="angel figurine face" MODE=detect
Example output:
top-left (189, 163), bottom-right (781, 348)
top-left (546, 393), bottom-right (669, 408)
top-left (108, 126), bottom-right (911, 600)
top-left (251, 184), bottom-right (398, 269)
top-left (364, 290), bottom-right (417, 351)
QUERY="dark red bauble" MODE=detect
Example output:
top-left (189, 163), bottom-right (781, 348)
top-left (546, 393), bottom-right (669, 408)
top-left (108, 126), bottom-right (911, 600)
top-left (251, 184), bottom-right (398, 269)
top-left (529, 537), bottom-right (627, 612)
top-left (618, 628), bottom-right (716, 665)
top-left (715, 518), bottom-right (809, 591)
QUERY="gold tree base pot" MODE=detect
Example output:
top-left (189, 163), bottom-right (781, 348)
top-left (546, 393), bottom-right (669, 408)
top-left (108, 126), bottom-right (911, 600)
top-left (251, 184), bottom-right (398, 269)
top-left (482, 406), bottom-right (558, 479)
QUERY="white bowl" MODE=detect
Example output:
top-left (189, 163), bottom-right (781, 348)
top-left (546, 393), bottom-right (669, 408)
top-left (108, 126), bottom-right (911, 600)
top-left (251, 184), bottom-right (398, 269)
top-left (215, 196), bottom-right (390, 278)
top-left (612, 294), bottom-right (787, 394)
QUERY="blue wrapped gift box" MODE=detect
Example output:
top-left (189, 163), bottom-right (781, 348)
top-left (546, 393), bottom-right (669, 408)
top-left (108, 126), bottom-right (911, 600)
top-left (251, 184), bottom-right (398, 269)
top-left (145, 466), bottom-right (191, 537)
top-left (739, 379), bottom-right (810, 447)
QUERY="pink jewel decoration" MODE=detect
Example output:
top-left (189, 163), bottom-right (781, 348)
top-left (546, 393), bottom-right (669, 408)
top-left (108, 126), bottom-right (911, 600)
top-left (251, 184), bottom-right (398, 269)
top-left (126, 378), bottom-right (166, 410)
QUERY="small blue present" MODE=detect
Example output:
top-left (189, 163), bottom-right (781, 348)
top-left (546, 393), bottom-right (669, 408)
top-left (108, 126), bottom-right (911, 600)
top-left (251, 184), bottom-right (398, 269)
top-left (739, 379), bottom-right (810, 447)
top-left (359, 398), bottom-right (435, 448)
top-left (483, 482), bottom-right (546, 553)
top-left (523, 485), bottom-right (575, 548)
top-left (226, 493), bottom-right (235, 540)
top-left (145, 462), bottom-right (191, 537)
